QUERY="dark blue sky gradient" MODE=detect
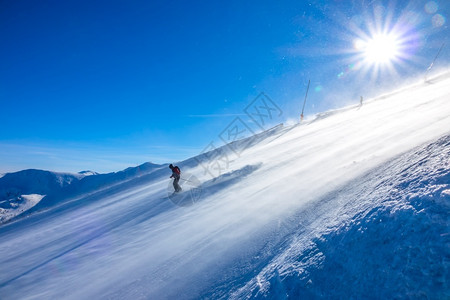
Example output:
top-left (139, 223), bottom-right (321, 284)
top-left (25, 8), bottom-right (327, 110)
top-left (1, 0), bottom-right (449, 172)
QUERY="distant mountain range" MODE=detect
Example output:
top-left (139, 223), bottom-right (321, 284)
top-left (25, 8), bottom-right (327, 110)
top-left (0, 162), bottom-right (163, 223)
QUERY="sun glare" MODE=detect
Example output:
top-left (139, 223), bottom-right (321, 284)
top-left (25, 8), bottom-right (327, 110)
top-left (342, 4), bottom-right (424, 82)
top-left (354, 33), bottom-right (401, 65)
top-left (364, 34), bottom-right (400, 63)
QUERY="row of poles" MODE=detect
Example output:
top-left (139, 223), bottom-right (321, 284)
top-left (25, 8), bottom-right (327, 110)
top-left (300, 42), bottom-right (445, 122)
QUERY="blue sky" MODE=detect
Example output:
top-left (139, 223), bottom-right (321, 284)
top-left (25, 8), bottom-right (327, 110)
top-left (1, 0), bottom-right (449, 173)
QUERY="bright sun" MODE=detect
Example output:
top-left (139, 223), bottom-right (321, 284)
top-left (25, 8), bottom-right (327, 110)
top-left (354, 33), bottom-right (401, 65)
top-left (345, 5), bottom-right (420, 80)
top-left (365, 34), bottom-right (400, 63)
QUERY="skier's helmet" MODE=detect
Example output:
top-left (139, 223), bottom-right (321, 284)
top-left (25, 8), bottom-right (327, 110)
top-left (169, 164), bottom-right (173, 169)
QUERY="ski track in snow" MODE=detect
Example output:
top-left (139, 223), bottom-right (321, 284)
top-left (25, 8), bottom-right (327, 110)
top-left (0, 73), bottom-right (450, 299)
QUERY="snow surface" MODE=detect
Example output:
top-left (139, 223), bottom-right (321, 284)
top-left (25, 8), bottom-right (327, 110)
top-left (0, 169), bottom-right (84, 198)
top-left (0, 194), bottom-right (45, 223)
top-left (78, 170), bottom-right (99, 176)
top-left (0, 163), bottom-right (162, 223)
top-left (0, 170), bottom-right (85, 222)
top-left (0, 73), bottom-right (449, 299)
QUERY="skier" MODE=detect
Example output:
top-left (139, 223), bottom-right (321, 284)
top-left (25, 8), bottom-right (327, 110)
top-left (169, 164), bottom-right (182, 192)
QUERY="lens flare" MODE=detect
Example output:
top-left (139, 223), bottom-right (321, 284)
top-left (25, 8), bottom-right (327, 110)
top-left (432, 14), bottom-right (445, 27)
top-left (424, 1), bottom-right (438, 14)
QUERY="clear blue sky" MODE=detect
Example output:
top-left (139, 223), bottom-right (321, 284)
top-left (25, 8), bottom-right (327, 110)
top-left (1, 0), bottom-right (449, 173)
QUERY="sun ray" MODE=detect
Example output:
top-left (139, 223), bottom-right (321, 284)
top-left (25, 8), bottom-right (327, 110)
top-left (341, 2), bottom-right (427, 84)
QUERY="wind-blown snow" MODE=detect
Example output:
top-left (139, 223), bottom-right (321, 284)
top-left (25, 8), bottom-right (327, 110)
top-left (0, 73), bottom-right (449, 299)
top-left (78, 170), bottom-right (99, 176)
top-left (231, 135), bottom-right (450, 299)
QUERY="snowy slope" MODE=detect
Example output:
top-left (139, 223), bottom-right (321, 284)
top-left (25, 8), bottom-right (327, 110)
top-left (0, 163), bottom-right (163, 223)
top-left (0, 170), bottom-right (85, 223)
top-left (0, 73), bottom-right (449, 299)
top-left (231, 135), bottom-right (450, 299)
top-left (27, 161), bottom-right (163, 213)
top-left (0, 169), bottom-right (83, 200)
top-left (0, 194), bottom-right (45, 223)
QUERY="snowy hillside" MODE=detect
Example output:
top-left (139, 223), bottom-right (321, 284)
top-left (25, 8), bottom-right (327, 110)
top-left (0, 169), bottom-right (83, 200)
top-left (0, 162), bottom-right (163, 223)
top-left (0, 73), bottom-right (449, 299)
top-left (0, 170), bottom-right (85, 223)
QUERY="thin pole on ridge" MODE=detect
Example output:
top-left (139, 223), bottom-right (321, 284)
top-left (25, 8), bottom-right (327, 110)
top-left (425, 42), bottom-right (445, 81)
top-left (301, 79), bottom-right (310, 121)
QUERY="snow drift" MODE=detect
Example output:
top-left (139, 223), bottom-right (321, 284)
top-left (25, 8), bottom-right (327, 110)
top-left (0, 73), bottom-right (449, 299)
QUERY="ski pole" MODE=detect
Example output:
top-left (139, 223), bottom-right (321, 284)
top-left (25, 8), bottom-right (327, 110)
top-left (180, 178), bottom-right (195, 183)
top-left (301, 79), bottom-right (310, 121)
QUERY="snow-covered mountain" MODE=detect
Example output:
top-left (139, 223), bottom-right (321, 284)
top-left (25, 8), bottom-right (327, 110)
top-left (0, 169), bottom-right (86, 223)
top-left (0, 72), bottom-right (449, 299)
top-left (0, 162), bottom-right (163, 223)
top-left (0, 169), bottom-right (83, 199)
top-left (78, 170), bottom-right (99, 176)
